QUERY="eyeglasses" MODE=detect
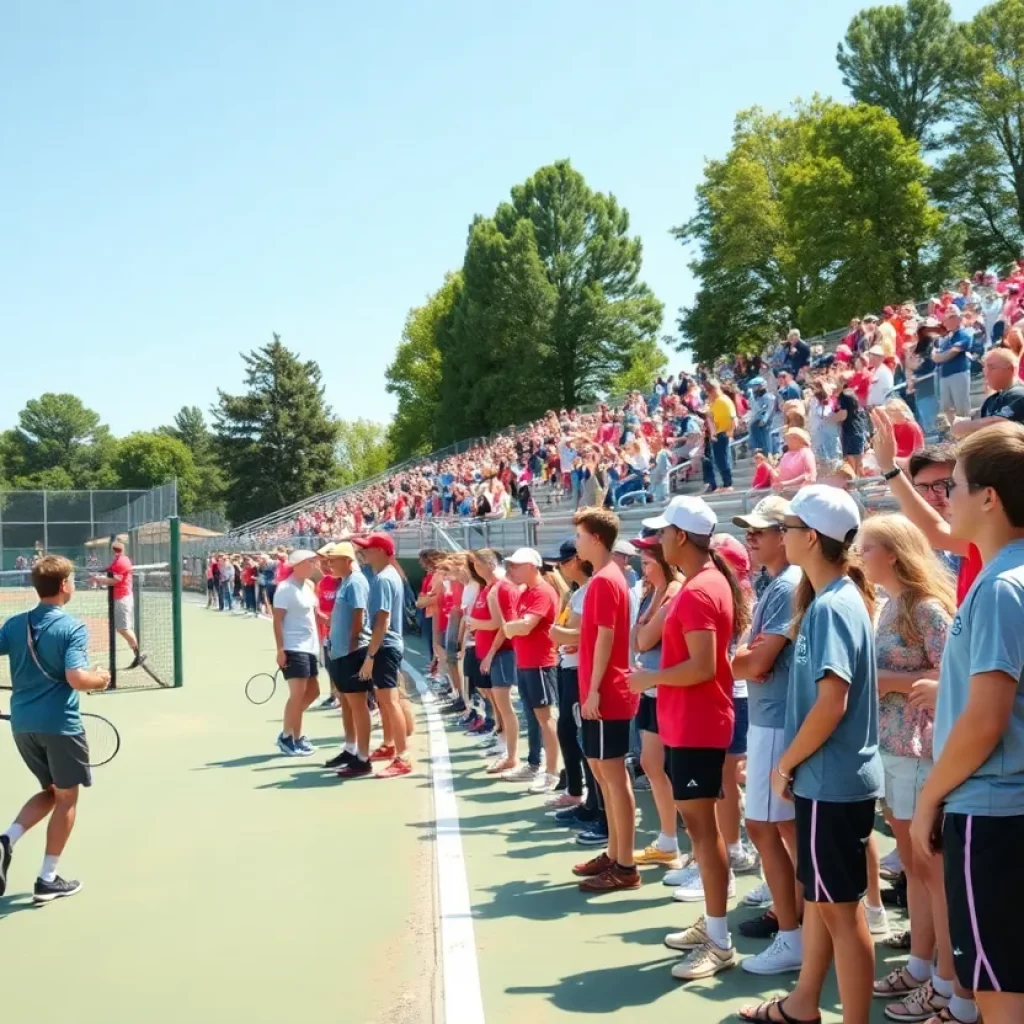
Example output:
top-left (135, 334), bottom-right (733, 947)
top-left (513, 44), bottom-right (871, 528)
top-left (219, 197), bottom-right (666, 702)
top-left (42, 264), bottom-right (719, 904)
top-left (913, 479), bottom-right (953, 498)
top-left (780, 523), bottom-right (812, 533)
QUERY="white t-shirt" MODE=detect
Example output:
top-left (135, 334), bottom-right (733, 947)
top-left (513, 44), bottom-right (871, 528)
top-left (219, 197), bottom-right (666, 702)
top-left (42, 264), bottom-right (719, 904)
top-left (273, 577), bottom-right (319, 654)
top-left (867, 364), bottom-right (894, 408)
top-left (559, 583), bottom-right (589, 669)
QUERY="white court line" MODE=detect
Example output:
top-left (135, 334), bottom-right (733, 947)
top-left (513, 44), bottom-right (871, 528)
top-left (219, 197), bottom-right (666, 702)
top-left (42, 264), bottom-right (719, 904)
top-left (403, 659), bottom-right (486, 1024)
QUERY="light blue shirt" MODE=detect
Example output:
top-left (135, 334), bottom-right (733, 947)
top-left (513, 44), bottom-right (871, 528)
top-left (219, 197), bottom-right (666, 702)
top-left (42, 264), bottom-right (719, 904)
top-left (934, 539), bottom-right (1024, 816)
top-left (329, 572), bottom-right (371, 657)
top-left (368, 564), bottom-right (405, 652)
top-left (0, 605), bottom-right (90, 735)
top-left (748, 564), bottom-right (800, 730)
top-left (785, 576), bottom-right (883, 803)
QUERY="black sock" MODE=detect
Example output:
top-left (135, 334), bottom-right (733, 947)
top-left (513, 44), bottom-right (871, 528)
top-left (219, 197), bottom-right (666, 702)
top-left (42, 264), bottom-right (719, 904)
top-left (616, 862), bottom-right (635, 873)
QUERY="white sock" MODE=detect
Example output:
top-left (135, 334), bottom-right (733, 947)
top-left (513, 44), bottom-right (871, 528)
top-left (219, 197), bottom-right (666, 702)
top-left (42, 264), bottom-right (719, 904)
top-left (656, 832), bottom-right (679, 853)
top-left (948, 995), bottom-right (978, 1023)
top-left (3, 823), bottom-right (25, 846)
top-left (344, 742), bottom-right (357, 755)
top-left (907, 956), bottom-right (931, 982)
top-left (727, 841), bottom-right (743, 858)
top-left (40, 854), bottom-right (60, 883)
top-left (931, 972), bottom-right (953, 999)
top-left (704, 914), bottom-right (731, 950)
top-left (779, 928), bottom-right (802, 954)
top-left (865, 902), bottom-right (885, 914)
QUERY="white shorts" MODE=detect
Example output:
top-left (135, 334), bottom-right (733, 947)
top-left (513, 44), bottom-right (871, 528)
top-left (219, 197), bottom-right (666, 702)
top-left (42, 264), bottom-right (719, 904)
top-left (113, 595), bottom-right (134, 631)
top-left (745, 724), bottom-right (796, 824)
top-left (882, 753), bottom-right (932, 821)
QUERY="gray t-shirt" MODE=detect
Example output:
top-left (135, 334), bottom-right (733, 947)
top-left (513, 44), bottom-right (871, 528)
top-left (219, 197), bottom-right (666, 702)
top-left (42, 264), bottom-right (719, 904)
top-left (748, 564), bottom-right (801, 730)
top-left (329, 571), bottom-right (371, 657)
top-left (785, 576), bottom-right (883, 803)
top-left (368, 564), bottom-right (405, 652)
top-left (934, 539), bottom-right (1024, 816)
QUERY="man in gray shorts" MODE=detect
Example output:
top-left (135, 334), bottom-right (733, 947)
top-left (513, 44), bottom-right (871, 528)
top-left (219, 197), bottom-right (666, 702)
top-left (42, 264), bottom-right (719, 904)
top-left (0, 555), bottom-right (111, 903)
top-left (90, 539), bottom-right (146, 670)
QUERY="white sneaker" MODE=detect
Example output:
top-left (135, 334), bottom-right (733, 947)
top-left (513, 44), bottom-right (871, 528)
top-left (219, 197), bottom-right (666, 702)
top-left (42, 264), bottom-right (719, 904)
top-left (673, 868), bottom-right (736, 903)
top-left (528, 772), bottom-right (560, 795)
top-left (729, 843), bottom-right (761, 874)
top-left (501, 763), bottom-right (539, 782)
top-left (662, 858), bottom-right (697, 887)
top-left (742, 880), bottom-right (773, 906)
top-left (741, 932), bottom-right (803, 976)
top-left (865, 903), bottom-right (889, 937)
top-left (880, 847), bottom-right (903, 879)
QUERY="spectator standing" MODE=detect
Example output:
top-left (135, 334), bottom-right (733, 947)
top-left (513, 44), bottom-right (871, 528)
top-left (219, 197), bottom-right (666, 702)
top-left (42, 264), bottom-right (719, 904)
top-left (932, 308), bottom-right (973, 421)
top-left (783, 330), bottom-right (811, 378)
top-left (748, 377), bottom-right (776, 455)
top-left (866, 346), bottom-right (895, 411)
top-left (807, 381), bottom-right (841, 467)
top-left (705, 379), bottom-right (736, 494)
top-left (776, 370), bottom-right (802, 403)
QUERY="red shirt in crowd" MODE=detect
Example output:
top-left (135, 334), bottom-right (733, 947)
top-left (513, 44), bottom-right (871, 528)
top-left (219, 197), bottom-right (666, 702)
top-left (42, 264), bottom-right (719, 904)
top-left (658, 564), bottom-right (735, 749)
top-left (578, 561), bottom-right (636, 720)
top-left (957, 544), bottom-right (983, 607)
top-left (420, 572), bottom-right (435, 619)
top-left (513, 581), bottom-right (558, 670)
top-left (107, 553), bottom-right (133, 600)
top-left (274, 557), bottom-right (291, 584)
top-left (751, 462), bottom-right (774, 489)
top-left (847, 369), bottom-right (871, 407)
top-left (315, 574), bottom-right (339, 642)
top-left (472, 579), bottom-right (517, 658)
top-left (241, 564), bottom-right (257, 587)
top-left (893, 421), bottom-right (925, 459)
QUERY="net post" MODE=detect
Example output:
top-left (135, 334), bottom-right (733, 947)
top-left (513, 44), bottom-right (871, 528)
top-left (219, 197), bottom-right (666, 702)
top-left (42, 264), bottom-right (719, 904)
top-left (170, 516), bottom-right (184, 688)
top-left (107, 583), bottom-right (118, 690)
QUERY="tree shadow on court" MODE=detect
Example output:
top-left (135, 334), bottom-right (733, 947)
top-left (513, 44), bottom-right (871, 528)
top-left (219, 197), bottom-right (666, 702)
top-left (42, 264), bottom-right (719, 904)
top-left (472, 878), bottom-right (670, 922)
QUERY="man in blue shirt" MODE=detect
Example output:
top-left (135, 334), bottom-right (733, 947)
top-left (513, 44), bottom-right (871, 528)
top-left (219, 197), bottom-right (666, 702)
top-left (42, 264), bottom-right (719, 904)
top-left (0, 555), bottom-right (110, 904)
top-left (776, 369), bottom-right (802, 403)
top-left (352, 532), bottom-right (410, 779)
top-left (932, 307), bottom-right (973, 421)
top-left (748, 377), bottom-right (777, 456)
top-left (912, 422), bottom-right (1024, 1020)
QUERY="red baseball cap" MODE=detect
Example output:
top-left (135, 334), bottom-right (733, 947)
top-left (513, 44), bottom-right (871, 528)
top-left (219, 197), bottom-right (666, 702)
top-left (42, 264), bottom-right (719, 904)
top-left (352, 533), bottom-right (396, 558)
top-left (633, 535), bottom-right (661, 551)
top-left (712, 533), bottom-right (750, 578)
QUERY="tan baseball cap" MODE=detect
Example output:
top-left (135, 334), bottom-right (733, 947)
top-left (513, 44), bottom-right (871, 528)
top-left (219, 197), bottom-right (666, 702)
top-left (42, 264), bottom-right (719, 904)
top-left (732, 495), bottom-right (791, 530)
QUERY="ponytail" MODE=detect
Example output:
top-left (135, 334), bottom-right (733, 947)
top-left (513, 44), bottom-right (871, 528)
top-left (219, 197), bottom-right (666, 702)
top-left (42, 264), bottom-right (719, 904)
top-left (790, 532), bottom-right (874, 638)
top-left (707, 548), bottom-right (752, 642)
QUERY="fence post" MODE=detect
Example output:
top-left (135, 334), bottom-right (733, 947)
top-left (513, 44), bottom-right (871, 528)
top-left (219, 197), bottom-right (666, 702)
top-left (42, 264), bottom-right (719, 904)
top-left (170, 516), bottom-right (184, 688)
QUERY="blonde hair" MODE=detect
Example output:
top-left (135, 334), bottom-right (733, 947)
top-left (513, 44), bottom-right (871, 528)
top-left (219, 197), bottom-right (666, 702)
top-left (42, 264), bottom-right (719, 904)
top-left (859, 514), bottom-right (955, 644)
top-left (884, 398), bottom-right (914, 423)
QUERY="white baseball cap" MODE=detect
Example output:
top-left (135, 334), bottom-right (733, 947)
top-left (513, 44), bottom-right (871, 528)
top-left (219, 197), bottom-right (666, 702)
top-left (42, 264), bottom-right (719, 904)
top-left (612, 539), bottom-right (637, 557)
top-left (287, 549), bottom-right (319, 566)
top-left (788, 485), bottom-right (861, 543)
top-left (642, 495), bottom-right (717, 536)
top-left (504, 547), bottom-right (542, 568)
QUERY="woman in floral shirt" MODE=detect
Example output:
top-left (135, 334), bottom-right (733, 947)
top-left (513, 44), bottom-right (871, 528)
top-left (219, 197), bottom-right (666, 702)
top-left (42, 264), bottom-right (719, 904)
top-left (860, 514), bottom-right (957, 1021)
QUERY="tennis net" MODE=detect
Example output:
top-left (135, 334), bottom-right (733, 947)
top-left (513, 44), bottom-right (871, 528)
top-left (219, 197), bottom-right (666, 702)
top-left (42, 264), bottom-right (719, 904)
top-left (0, 562), bottom-right (178, 691)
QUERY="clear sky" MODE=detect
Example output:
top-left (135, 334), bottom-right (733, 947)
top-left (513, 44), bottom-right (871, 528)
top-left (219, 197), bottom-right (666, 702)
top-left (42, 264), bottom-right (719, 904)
top-left (1, 0), bottom-right (985, 438)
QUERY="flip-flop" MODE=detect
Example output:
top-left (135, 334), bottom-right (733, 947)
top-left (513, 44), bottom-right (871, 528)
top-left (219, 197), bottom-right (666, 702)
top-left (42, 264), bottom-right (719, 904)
top-left (737, 996), bottom-right (822, 1024)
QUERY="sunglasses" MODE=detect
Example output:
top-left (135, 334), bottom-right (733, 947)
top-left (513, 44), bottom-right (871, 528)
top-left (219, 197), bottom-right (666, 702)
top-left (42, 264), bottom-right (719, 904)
top-left (780, 523), bottom-right (813, 533)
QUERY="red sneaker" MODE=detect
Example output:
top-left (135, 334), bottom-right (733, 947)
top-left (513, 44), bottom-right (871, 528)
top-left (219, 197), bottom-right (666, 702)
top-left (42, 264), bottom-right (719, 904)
top-left (376, 756), bottom-right (413, 779)
top-left (578, 865), bottom-right (642, 893)
top-left (572, 852), bottom-right (613, 878)
top-left (369, 744), bottom-right (396, 763)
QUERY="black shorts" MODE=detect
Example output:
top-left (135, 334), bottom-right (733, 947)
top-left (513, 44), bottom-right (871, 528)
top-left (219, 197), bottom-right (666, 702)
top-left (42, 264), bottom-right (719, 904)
top-left (371, 646), bottom-right (402, 690)
top-left (265, 583), bottom-right (277, 605)
top-left (795, 795), bottom-right (875, 904)
top-left (462, 645), bottom-right (480, 699)
top-left (944, 811), bottom-right (1024, 993)
top-left (328, 648), bottom-right (370, 694)
top-left (581, 718), bottom-right (630, 761)
top-left (14, 730), bottom-right (92, 790)
top-left (283, 651), bottom-right (319, 680)
top-left (206, 578), bottom-right (215, 592)
top-left (636, 694), bottom-right (659, 734)
top-left (841, 433), bottom-right (866, 457)
top-left (518, 667), bottom-right (557, 710)
top-left (664, 746), bottom-right (726, 800)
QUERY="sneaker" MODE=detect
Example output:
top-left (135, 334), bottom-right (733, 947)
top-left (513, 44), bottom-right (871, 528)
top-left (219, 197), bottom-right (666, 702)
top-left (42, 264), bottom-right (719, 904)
top-left (664, 915), bottom-right (710, 951)
top-left (865, 903), bottom-right (889, 937)
top-left (729, 844), bottom-right (761, 874)
top-left (0, 834), bottom-right (11, 897)
top-left (293, 736), bottom-right (315, 756)
top-left (738, 910), bottom-right (780, 939)
top-left (663, 861), bottom-right (699, 891)
top-left (500, 763), bottom-right (539, 782)
top-left (369, 744), bottom-right (396, 763)
top-left (545, 792), bottom-right (583, 810)
top-left (33, 875), bottom-right (83, 903)
top-left (632, 774), bottom-right (652, 792)
top-left (441, 700), bottom-right (466, 716)
top-left (317, 695), bottom-right (339, 710)
top-left (127, 651), bottom-right (148, 670)
top-left (572, 852), bottom-right (613, 877)
top-left (880, 846), bottom-right (904, 881)
top-left (579, 865), bottom-right (641, 893)
top-left (335, 758), bottom-right (373, 779)
top-left (467, 720), bottom-right (493, 737)
top-left (673, 868), bottom-right (736, 903)
top-left (528, 772), bottom-right (561, 795)
top-left (742, 879), bottom-right (773, 906)
top-left (276, 734), bottom-right (299, 756)
top-left (376, 756), bottom-right (413, 779)
top-left (741, 932), bottom-right (803, 976)
top-left (462, 713), bottom-right (483, 733)
top-left (882, 876), bottom-right (908, 908)
top-left (554, 805), bottom-right (597, 826)
top-left (576, 824), bottom-right (610, 847)
top-left (671, 940), bottom-right (736, 980)
top-left (325, 750), bottom-right (356, 770)
top-left (635, 844), bottom-right (683, 869)
top-left (883, 980), bottom-right (949, 1023)
top-left (485, 758), bottom-right (514, 775)
top-left (885, 928), bottom-right (913, 951)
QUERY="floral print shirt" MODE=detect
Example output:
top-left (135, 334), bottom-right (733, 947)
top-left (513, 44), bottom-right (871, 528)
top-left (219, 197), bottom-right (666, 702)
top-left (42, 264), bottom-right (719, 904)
top-left (875, 596), bottom-right (950, 759)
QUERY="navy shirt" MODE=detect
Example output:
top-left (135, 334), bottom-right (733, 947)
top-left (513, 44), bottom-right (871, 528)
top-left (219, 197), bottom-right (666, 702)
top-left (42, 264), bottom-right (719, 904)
top-left (748, 565), bottom-right (800, 730)
top-left (934, 328), bottom-right (972, 378)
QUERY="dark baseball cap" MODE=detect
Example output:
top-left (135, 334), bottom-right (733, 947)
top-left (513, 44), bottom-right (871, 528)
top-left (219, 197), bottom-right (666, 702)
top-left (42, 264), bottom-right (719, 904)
top-left (543, 539), bottom-right (578, 564)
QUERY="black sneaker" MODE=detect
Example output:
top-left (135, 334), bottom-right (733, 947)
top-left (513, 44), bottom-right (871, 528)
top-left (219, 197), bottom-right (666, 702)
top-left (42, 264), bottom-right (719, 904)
top-left (738, 910), bottom-right (780, 939)
top-left (0, 834), bottom-right (11, 898)
top-left (128, 651), bottom-right (148, 670)
top-left (554, 769), bottom-right (567, 792)
top-left (554, 805), bottom-right (598, 826)
top-left (335, 758), bottom-right (373, 779)
top-left (325, 750), bottom-right (356, 770)
top-left (33, 875), bottom-right (83, 903)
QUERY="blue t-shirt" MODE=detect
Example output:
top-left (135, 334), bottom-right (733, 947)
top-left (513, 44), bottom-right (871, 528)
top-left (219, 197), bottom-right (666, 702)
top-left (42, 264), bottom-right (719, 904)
top-left (259, 565), bottom-right (275, 587)
top-left (785, 576), bottom-right (883, 803)
top-left (934, 328), bottom-right (972, 378)
top-left (368, 564), bottom-right (405, 652)
top-left (778, 383), bottom-right (802, 402)
top-left (748, 565), bottom-right (800, 730)
top-left (934, 539), bottom-right (1024, 816)
top-left (330, 571), bottom-right (371, 656)
top-left (0, 605), bottom-right (90, 735)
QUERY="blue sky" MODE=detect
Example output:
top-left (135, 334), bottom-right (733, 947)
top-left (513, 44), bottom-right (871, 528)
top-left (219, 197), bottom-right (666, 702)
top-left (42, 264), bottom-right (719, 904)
top-left (1, 0), bottom-right (985, 438)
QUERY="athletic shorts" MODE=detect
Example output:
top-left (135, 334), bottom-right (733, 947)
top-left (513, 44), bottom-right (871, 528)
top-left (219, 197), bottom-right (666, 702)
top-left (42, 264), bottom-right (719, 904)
top-left (371, 645), bottom-right (402, 690)
top-left (328, 648), bottom-right (370, 694)
top-left (463, 645), bottom-right (480, 697)
top-left (944, 811), bottom-right (1024, 993)
top-left (488, 649), bottom-right (516, 688)
top-left (636, 694), bottom-right (659, 734)
top-left (727, 696), bottom-right (748, 756)
top-left (664, 746), bottom-right (726, 801)
top-left (881, 753), bottom-right (932, 821)
top-left (445, 627), bottom-right (459, 660)
top-left (283, 651), bottom-right (319, 680)
top-left (113, 595), bottom-right (134, 631)
top-left (841, 433), bottom-right (866, 457)
top-left (795, 795), bottom-right (875, 904)
top-left (581, 718), bottom-right (630, 761)
top-left (265, 583), bottom-right (277, 605)
top-left (517, 667), bottom-right (557, 710)
top-left (745, 724), bottom-right (795, 823)
top-left (206, 578), bottom-right (215, 592)
top-left (14, 730), bottom-right (92, 790)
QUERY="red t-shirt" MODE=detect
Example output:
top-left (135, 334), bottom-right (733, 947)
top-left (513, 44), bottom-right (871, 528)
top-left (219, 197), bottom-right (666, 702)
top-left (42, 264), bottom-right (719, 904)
top-left (315, 575), bottom-right (339, 642)
top-left (578, 562), bottom-right (635, 720)
top-left (241, 565), bottom-right (257, 586)
top-left (751, 463), bottom-right (773, 489)
top-left (957, 543), bottom-right (983, 607)
top-left (274, 558), bottom-right (291, 583)
top-left (513, 581), bottom-right (558, 670)
top-left (420, 573), bottom-right (435, 619)
top-left (107, 554), bottom-right (133, 600)
top-left (848, 370), bottom-right (871, 407)
top-left (658, 564), bottom-right (735, 749)
top-left (893, 421), bottom-right (925, 459)
top-left (472, 579), bottom-right (517, 658)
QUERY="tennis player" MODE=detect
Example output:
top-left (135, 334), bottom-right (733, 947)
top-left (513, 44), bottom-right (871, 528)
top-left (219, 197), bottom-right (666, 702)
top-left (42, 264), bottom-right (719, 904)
top-left (0, 556), bottom-right (111, 903)
top-left (89, 539), bottom-right (146, 669)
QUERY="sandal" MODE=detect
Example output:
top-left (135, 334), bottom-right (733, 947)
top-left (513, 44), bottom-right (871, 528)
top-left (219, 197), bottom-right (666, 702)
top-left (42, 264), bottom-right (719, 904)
top-left (886, 928), bottom-right (912, 951)
top-left (920, 1009), bottom-right (978, 1024)
top-left (883, 980), bottom-right (948, 1023)
top-left (737, 996), bottom-right (821, 1024)
top-left (874, 966), bottom-right (922, 997)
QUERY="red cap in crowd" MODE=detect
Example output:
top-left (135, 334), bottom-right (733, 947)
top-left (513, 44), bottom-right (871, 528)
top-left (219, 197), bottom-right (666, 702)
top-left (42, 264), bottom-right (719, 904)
top-left (353, 533), bottom-right (396, 557)
top-left (711, 533), bottom-right (751, 578)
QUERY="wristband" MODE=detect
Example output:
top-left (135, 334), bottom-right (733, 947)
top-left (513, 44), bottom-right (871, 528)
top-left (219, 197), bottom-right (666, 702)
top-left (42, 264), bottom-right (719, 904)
top-left (882, 466), bottom-right (901, 482)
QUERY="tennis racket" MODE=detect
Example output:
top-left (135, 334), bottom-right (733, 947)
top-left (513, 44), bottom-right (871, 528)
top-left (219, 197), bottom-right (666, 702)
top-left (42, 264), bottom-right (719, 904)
top-left (245, 669), bottom-right (281, 705)
top-left (0, 710), bottom-right (121, 768)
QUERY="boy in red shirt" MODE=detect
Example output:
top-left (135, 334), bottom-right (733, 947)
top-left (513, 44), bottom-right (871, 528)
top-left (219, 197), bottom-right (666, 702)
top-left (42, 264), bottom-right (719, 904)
top-left (571, 507), bottom-right (640, 893)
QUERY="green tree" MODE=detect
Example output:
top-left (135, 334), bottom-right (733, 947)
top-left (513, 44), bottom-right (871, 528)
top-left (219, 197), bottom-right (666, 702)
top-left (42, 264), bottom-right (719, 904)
top-left (336, 419), bottom-right (393, 486)
top-left (607, 338), bottom-right (669, 398)
top-left (836, 0), bottom-right (957, 148)
top-left (114, 432), bottom-right (200, 511)
top-left (385, 273), bottom-right (461, 460)
top-left (159, 405), bottom-right (226, 514)
top-left (212, 334), bottom-right (339, 525)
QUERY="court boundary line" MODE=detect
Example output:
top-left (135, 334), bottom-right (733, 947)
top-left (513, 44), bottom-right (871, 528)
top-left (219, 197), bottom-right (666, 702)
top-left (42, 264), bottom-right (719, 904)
top-left (404, 659), bottom-right (486, 1024)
